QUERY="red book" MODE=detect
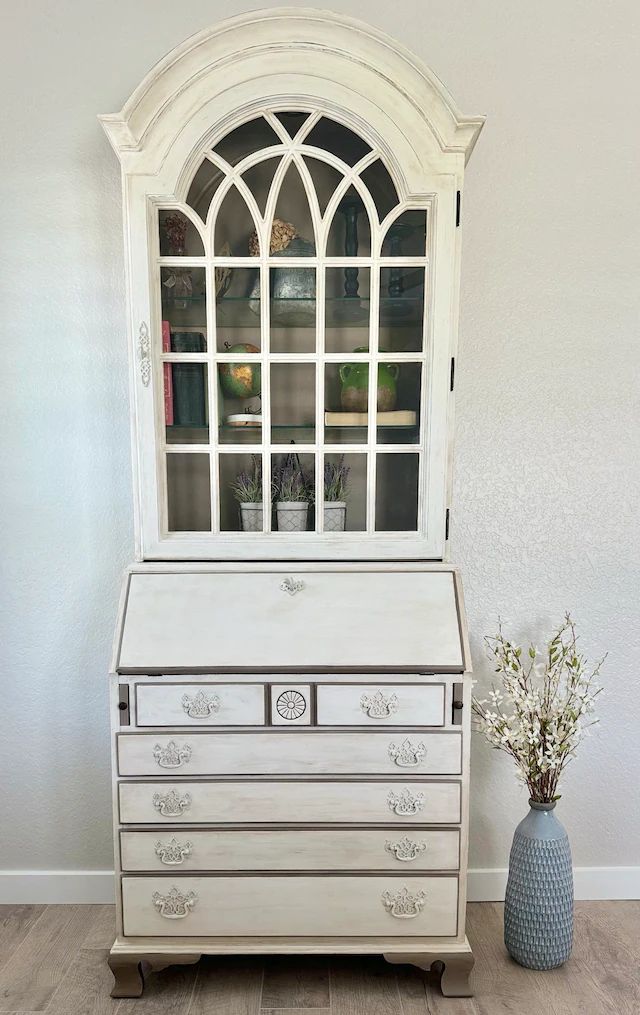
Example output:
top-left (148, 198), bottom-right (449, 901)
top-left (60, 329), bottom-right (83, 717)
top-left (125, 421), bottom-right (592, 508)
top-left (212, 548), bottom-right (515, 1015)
top-left (162, 321), bottom-right (173, 426)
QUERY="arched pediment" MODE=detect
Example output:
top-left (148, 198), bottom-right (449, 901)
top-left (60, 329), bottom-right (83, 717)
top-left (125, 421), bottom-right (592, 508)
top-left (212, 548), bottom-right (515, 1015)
top-left (99, 8), bottom-right (484, 191)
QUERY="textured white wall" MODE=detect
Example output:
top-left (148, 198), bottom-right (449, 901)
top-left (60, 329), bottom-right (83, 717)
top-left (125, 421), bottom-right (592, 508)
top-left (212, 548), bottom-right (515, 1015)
top-left (1, 1), bottom-right (638, 879)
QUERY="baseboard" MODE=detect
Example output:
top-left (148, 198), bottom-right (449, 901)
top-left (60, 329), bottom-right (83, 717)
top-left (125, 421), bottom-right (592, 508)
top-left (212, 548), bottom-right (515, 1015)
top-left (1, 868), bottom-right (639, 905)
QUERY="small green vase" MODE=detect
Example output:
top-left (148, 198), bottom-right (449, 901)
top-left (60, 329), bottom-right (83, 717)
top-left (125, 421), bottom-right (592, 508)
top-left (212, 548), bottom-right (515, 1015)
top-left (339, 348), bottom-right (399, 412)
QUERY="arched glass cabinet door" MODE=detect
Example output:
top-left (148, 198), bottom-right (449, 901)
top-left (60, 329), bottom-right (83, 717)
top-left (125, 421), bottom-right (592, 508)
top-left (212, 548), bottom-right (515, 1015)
top-left (100, 11), bottom-right (484, 559)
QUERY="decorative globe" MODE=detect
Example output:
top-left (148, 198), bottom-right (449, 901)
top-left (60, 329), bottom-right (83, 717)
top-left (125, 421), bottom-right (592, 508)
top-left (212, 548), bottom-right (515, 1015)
top-left (219, 343), bottom-right (261, 399)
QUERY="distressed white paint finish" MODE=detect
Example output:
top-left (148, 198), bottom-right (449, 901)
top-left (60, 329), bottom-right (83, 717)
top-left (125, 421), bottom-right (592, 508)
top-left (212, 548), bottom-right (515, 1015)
top-left (120, 828), bottom-right (461, 872)
top-left (116, 568), bottom-right (464, 671)
top-left (317, 684), bottom-right (445, 727)
top-left (121, 874), bottom-right (459, 936)
top-left (118, 779), bottom-right (461, 825)
top-left (117, 731), bottom-right (462, 776)
top-left (135, 683), bottom-right (266, 726)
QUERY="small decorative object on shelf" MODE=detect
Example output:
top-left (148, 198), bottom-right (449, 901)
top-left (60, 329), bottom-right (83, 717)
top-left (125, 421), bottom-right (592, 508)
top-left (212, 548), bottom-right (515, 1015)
top-left (339, 349), bottom-right (399, 413)
top-left (219, 342), bottom-right (261, 401)
top-left (338, 193), bottom-right (364, 297)
top-left (215, 241), bottom-right (232, 298)
top-left (473, 614), bottom-right (605, 970)
top-left (230, 457), bottom-right (263, 532)
top-left (323, 457), bottom-right (350, 532)
top-left (161, 214), bottom-right (192, 308)
top-left (273, 455), bottom-right (311, 532)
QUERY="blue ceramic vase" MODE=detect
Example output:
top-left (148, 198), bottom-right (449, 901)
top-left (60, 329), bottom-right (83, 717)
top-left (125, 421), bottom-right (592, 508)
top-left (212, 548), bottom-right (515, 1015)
top-left (504, 800), bottom-right (573, 969)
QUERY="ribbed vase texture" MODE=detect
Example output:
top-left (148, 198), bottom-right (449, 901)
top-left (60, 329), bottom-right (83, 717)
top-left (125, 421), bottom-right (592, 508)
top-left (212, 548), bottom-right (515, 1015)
top-left (504, 801), bottom-right (574, 969)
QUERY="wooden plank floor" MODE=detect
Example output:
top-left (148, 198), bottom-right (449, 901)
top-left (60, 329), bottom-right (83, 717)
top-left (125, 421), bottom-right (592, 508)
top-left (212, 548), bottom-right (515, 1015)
top-left (0, 902), bottom-right (637, 1014)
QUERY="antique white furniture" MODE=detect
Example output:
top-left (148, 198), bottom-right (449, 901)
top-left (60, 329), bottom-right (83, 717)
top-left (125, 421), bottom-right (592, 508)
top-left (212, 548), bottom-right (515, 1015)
top-left (102, 7), bottom-right (483, 999)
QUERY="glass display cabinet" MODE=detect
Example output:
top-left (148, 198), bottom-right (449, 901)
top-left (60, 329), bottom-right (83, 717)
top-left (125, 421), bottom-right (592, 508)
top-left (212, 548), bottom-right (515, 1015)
top-left (102, 8), bottom-right (484, 1001)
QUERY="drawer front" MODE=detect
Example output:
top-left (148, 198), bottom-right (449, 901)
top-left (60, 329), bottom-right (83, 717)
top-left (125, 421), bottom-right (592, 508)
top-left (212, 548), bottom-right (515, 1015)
top-left (117, 732), bottom-right (462, 776)
top-left (121, 828), bottom-right (460, 872)
top-left (135, 683), bottom-right (265, 727)
top-left (121, 874), bottom-right (459, 937)
top-left (118, 780), bottom-right (461, 825)
top-left (317, 684), bottom-right (445, 727)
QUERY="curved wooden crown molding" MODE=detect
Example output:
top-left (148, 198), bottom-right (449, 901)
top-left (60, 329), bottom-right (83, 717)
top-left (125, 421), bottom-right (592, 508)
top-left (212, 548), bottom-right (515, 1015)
top-left (99, 7), bottom-right (484, 170)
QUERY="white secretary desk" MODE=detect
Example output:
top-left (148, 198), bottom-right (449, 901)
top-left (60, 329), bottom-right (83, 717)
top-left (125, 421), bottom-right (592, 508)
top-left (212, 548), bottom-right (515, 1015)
top-left (102, 7), bottom-right (484, 998)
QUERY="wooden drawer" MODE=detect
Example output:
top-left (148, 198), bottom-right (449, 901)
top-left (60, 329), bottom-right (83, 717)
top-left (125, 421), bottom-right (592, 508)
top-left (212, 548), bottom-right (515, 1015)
top-left (117, 732), bottom-right (462, 776)
top-left (118, 780), bottom-right (461, 825)
top-left (317, 684), bottom-right (445, 727)
top-left (121, 874), bottom-right (459, 937)
top-left (135, 683), bottom-right (266, 727)
top-left (120, 828), bottom-right (461, 872)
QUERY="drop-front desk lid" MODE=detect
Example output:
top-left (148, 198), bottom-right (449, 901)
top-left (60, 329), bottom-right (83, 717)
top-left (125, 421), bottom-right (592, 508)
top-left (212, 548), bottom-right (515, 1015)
top-left (113, 564), bottom-right (469, 674)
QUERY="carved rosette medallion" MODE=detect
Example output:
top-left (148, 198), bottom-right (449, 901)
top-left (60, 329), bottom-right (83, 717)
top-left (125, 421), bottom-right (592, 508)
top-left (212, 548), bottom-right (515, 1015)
top-left (385, 835), bottom-right (428, 862)
top-left (152, 789), bottom-right (192, 817)
top-left (153, 740), bottom-right (192, 769)
top-left (182, 690), bottom-right (221, 718)
top-left (387, 788), bottom-right (425, 816)
top-left (360, 690), bottom-right (399, 718)
top-left (152, 885), bottom-right (197, 919)
top-left (381, 886), bottom-right (427, 919)
top-left (388, 738), bottom-right (427, 768)
top-left (155, 837), bottom-right (193, 866)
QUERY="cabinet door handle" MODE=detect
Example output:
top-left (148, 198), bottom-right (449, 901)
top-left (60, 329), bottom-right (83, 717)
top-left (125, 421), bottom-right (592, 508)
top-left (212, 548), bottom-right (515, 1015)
top-left (152, 886), bottom-right (197, 919)
top-left (152, 790), bottom-right (192, 816)
top-left (387, 788), bottom-right (425, 815)
top-left (153, 741), bottom-right (192, 769)
top-left (388, 739), bottom-right (426, 768)
top-left (382, 887), bottom-right (426, 918)
top-left (182, 691), bottom-right (220, 718)
top-left (385, 836), bottom-right (428, 862)
top-left (360, 690), bottom-right (399, 719)
top-left (155, 837), bottom-right (193, 866)
top-left (138, 321), bottom-right (151, 386)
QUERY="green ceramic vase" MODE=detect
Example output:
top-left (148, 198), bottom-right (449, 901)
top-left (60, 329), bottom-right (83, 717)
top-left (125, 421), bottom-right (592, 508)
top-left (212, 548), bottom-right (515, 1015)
top-left (339, 349), bottom-right (399, 412)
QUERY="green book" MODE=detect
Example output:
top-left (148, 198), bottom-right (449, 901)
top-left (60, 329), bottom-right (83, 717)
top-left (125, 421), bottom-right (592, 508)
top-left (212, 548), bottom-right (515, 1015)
top-left (171, 332), bottom-right (206, 427)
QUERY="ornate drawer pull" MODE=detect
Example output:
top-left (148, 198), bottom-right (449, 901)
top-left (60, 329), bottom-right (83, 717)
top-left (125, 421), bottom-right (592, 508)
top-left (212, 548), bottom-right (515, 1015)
top-left (382, 886), bottom-right (426, 919)
top-left (152, 886), bottom-right (197, 919)
top-left (182, 690), bottom-right (220, 718)
top-left (280, 576), bottom-right (305, 596)
top-left (153, 740), bottom-right (192, 769)
top-left (388, 738), bottom-right (426, 768)
top-left (152, 789), bottom-right (192, 816)
top-left (155, 837), bottom-right (193, 866)
top-left (360, 690), bottom-right (399, 719)
top-left (138, 322), bottom-right (151, 386)
top-left (387, 788), bottom-right (425, 815)
top-left (385, 836), bottom-right (428, 862)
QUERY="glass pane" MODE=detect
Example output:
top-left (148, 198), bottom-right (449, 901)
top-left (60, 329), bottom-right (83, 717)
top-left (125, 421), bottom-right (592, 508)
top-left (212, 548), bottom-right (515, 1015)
top-left (381, 210), bottom-right (427, 257)
top-left (213, 117), bottom-right (281, 166)
top-left (375, 453), bottom-right (419, 531)
top-left (273, 112), bottom-right (310, 137)
top-left (164, 361), bottom-right (208, 443)
top-left (323, 453), bottom-right (366, 531)
top-left (325, 266), bottom-right (370, 347)
top-left (158, 210), bottom-right (204, 257)
top-left (304, 117), bottom-right (371, 167)
top-left (272, 452), bottom-right (315, 532)
top-left (303, 157), bottom-right (344, 217)
top-left (270, 363), bottom-right (315, 443)
top-left (379, 266), bottom-right (425, 352)
top-left (376, 361), bottom-right (421, 444)
top-left (161, 267), bottom-right (206, 341)
top-left (219, 453), bottom-right (264, 532)
top-left (186, 160), bottom-right (225, 223)
top-left (218, 358), bottom-right (262, 443)
top-left (273, 163), bottom-right (316, 253)
top-left (216, 267), bottom-right (261, 342)
top-left (325, 187), bottom-right (371, 257)
top-left (242, 157), bottom-right (281, 217)
top-left (324, 361), bottom-right (367, 444)
top-left (360, 159), bottom-right (399, 223)
top-left (270, 266), bottom-right (316, 348)
top-left (215, 184), bottom-right (258, 256)
top-left (167, 453), bottom-right (211, 531)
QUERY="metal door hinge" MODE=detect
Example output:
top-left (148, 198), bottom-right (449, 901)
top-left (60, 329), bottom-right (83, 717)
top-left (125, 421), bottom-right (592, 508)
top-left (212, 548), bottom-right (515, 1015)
top-left (445, 508), bottom-right (450, 541)
top-left (452, 683), bottom-right (464, 725)
top-left (456, 191), bottom-right (461, 227)
top-left (450, 357), bottom-right (455, 392)
top-left (118, 684), bottom-right (130, 726)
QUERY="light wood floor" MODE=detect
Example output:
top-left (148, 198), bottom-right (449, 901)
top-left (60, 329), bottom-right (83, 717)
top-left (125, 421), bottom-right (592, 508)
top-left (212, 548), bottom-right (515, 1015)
top-left (0, 902), bottom-right (638, 1014)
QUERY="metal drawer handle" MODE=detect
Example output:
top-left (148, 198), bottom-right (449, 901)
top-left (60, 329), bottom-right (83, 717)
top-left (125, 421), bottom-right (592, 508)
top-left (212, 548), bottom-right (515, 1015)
top-left (280, 576), bottom-right (305, 596)
top-left (152, 789), bottom-right (192, 817)
top-left (155, 837), bottom-right (193, 866)
top-left (360, 690), bottom-right (399, 719)
top-left (153, 740), bottom-right (192, 769)
top-left (382, 887), bottom-right (426, 919)
top-left (138, 322), bottom-right (151, 387)
top-left (388, 739), bottom-right (426, 768)
top-left (385, 836), bottom-right (428, 862)
top-left (182, 690), bottom-right (220, 718)
top-left (152, 886), bottom-right (197, 919)
top-left (387, 788), bottom-right (425, 816)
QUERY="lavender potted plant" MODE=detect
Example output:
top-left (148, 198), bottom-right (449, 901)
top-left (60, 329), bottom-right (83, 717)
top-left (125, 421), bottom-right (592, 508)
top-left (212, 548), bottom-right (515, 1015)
top-left (230, 457), bottom-right (263, 532)
top-left (273, 456), bottom-right (311, 532)
top-left (323, 457), bottom-right (350, 532)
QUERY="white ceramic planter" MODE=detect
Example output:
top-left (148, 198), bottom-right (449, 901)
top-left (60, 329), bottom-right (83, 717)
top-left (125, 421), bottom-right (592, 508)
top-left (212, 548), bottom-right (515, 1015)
top-left (276, 501), bottom-right (308, 532)
top-left (240, 502), bottom-right (263, 532)
top-left (324, 501), bottom-right (347, 532)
